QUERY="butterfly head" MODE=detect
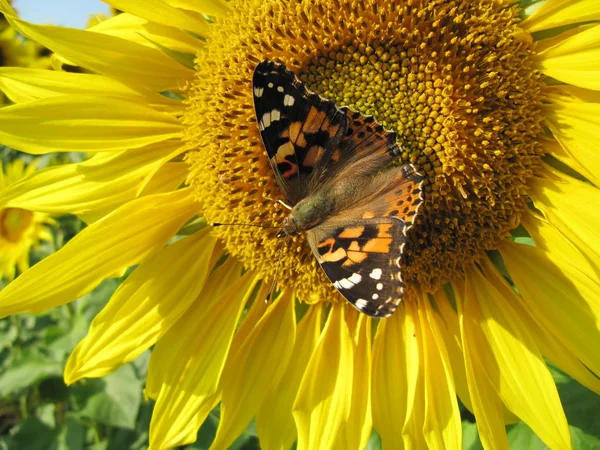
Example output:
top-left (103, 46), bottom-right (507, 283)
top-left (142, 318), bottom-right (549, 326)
top-left (276, 215), bottom-right (299, 238)
top-left (278, 194), bottom-right (334, 239)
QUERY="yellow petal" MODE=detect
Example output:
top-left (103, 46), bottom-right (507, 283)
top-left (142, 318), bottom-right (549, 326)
top-left (534, 24), bottom-right (600, 90)
top-left (65, 229), bottom-right (216, 383)
top-left (335, 311), bottom-right (372, 450)
top-left (82, 161), bottom-right (189, 224)
top-left (0, 142), bottom-right (181, 217)
top-left (542, 136), bottom-right (596, 184)
top-left (81, 159), bottom-right (188, 224)
top-left (89, 12), bottom-right (202, 54)
top-left (148, 265), bottom-right (258, 449)
top-left (523, 0), bottom-right (600, 33)
top-left (544, 87), bottom-right (600, 184)
top-left (419, 297), bottom-right (461, 449)
top-left (500, 240), bottom-right (600, 379)
top-left (144, 257), bottom-right (243, 398)
top-left (432, 290), bottom-right (473, 413)
top-left (468, 267), bottom-right (571, 449)
top-left (164, 0), bottom-right (230, 17)
top-left (256, 304), bottom-right (322, 450)
top-left (5, 16), bottom-right (192, 91)
top-left (0, 96), bottom-right (181, 154)
top-left (372, 303), bottom-right (420, 449)
top-left (102, 0), bottom-right (210, 36)
top-left (293, 304), bottom-right (353, 450)
top-left (211, 290), bottom-right (296, 449)
top-left (401, 300), bottom-right (427, 449)
top-left (482, 256), bottom-right (600, 395)
top-left (0, 188), bottom-right (198, 317)
top-left (135, 161), bottom-right (189, 196)
top-left (528, 173), bottom-right (600, 272)
top-left (0, 67), bottom-right (179, 110)
top-left (0, 0), bottom-right (16, 16)
top-left (534, 24), bottom-right (597, 55)
top-left (456, 279), bottom-right (510, 450)
top-left (433, 288), bottom-right (520, 425)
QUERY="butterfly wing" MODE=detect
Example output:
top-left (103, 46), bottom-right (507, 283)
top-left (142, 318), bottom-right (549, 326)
top-left (311, 107), bottom-right (403, 187)
top-left (252, 60), bottom-right (348, 204)
top-left (306, 165), bottom-right (424, 318)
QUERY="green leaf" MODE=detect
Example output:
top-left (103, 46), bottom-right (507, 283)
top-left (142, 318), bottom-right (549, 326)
top-left (364, 429), bottom-right (382, 450)
top-left (571, 426), bottom-right (600, 450)
top-left (0, 326), bottom-right (18, 352)
top-left (0, 352), bottom-right (62, 395)
top-left (507, 422), bottom-right (545, 449)
top-left (9, 416), bottom-right (57, 450)
top-left (79, 365), bottom-right (142, 429)
top-left (55, 415), bottom-right (85, 450)
top-left (462, 421), bottom-right (484, 450)
top-left (557, 376), bottom-right (600, 449)
top-left (45, 313), bottom-right (90, 359)
top-left (38, 377), bottom-right (69, 403)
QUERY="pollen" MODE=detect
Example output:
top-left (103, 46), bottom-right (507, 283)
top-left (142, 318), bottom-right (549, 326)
top-left (185, 0), bottom-right (545, 300)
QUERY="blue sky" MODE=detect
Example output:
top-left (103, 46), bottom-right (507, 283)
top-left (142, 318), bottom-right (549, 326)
top-left (14, 0), bottom-right (110, 28)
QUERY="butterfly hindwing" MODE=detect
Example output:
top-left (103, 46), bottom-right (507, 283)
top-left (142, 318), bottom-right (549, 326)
top-left (306, 165), bottom-right (424, 318)
top-left (309, 218), bottom-right (407, 317)
top-left (252, 60), bottom-right (348, 204)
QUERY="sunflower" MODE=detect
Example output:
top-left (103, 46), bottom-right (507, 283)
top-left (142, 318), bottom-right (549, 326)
top-left (0, 159), bottom-right (54, 282)
top-left (0, 0), bottom-right (598, 448)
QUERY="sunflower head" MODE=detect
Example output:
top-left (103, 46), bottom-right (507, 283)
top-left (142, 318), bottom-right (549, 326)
top-left (185, 0), bottom-right (544, 302)
top-left (0, 160), bottom-right (54, 281)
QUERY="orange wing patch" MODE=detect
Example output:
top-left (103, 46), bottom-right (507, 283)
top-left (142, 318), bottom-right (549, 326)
top-left (318, 238), bottom-right (347, 262)
top-left (343, 250), bottom-right (368, 267)
top-left (302, 107), bottom-right (328, 133)
top-left (362, 237), bottom-right (393, 253)
top-left (303, 145), bottom-right (325, 166)
top-left (338, 226), bottom-right (365, 239)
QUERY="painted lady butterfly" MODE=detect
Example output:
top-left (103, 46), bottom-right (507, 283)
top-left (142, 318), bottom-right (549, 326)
top-left (253, 60), bottom-right (424, 318)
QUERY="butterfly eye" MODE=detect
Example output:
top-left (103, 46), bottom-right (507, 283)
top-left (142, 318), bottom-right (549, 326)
top-left (276, 230), bottom-right (286, 238)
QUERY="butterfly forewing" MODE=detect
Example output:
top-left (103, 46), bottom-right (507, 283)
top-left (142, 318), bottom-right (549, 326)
top-left (252, 60), bottom-right (348, 204)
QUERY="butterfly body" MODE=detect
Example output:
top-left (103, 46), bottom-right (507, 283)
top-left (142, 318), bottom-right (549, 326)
top-left (253, 60), bottom-right (424, 318)
top-left (282, 175), bottom-right (371, 236)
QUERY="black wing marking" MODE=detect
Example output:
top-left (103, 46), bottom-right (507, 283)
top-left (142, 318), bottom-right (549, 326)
top-left (252, 60), bottom-right (348, 204)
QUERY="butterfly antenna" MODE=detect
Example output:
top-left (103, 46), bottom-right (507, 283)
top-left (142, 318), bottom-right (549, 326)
top-left (265, 237), bottom-right (288, 303)
top-left (211, 222), bottom-right (283, 230)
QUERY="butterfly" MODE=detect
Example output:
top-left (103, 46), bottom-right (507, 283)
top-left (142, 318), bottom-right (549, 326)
top-left (252, 60), bottom-right (424, 318)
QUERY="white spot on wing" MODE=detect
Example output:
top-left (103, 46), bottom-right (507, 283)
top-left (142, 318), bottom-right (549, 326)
top-left (262, 112), bottom-right (271, 128)
top-left (253, 86), bottom-right (264, 98)
top-left (277, 86), bottom-right (284, 93)
top-left (336, 278), bottom-right (354, 289)
top-left (268, 82), bottom-right (274, 88)
top-left (355, 299), bottom-right (369, 309)
top-left (334, 273), bottom-right (361, 291)
top-left (261, 110), bottom-right (282, 129)
top-left (284, 94), bottom-right (295, 106)
top-left (372, 293), bottom-right (379, 300)
top-left (369, 268), bottom-right (382, 280)
top-left (376, 283), bottom-right (383, 291)
top-left (349, 273), bottom-right (362, 284)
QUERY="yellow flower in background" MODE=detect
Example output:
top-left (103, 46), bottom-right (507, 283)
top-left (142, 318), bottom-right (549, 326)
top-left (0, 0), bottom-right (598, 449)
top-left (0, 26), bottom-right (35, 70)
top-left (0, 159), bottom-right (54, 281)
